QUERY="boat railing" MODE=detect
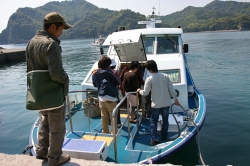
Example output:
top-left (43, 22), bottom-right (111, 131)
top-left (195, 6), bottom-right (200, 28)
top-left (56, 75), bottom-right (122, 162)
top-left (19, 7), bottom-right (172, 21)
top-left (111, 91), bottom-right (145, 163)
top-left (66, 90), bottom-right (145, 163)
top-left (66, 90), bottom-right (98, 132)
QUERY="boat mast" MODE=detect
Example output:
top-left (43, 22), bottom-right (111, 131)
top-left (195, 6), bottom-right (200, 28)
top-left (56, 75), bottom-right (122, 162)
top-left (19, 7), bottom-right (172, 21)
top-left (138, 7), bottom-right (162, 28)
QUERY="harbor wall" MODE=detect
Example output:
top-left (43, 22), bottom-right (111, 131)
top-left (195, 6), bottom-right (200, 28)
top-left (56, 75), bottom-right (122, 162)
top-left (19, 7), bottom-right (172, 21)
top-left (0, 48), bottom-right (26, 64)
top-left (0, 153), bottom-right (174, 166)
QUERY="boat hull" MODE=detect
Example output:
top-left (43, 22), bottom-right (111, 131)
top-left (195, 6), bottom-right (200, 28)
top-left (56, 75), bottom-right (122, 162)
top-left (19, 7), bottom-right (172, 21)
top-left (29, 88), bottom-right (206, 164)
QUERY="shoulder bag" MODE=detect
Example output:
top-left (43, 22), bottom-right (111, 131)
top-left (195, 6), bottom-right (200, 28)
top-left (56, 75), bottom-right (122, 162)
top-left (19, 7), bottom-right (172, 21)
top-left (26, 70), bottom-right (64, 111)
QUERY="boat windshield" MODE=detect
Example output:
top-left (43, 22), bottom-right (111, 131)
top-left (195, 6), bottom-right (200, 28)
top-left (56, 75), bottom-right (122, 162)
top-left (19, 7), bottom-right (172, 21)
top-left (160, 69), bottom-right (181, 83)
top-left (86, 73), bottom-right (93, 83)
top-left (157, 36), bottom-right (179, 54)
top-left (143, 37), bottom-right (154, 54)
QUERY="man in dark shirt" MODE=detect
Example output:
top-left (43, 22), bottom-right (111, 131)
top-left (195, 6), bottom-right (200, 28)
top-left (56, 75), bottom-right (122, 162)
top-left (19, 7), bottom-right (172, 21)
top-left (26, 12), bottom-right (72, 165)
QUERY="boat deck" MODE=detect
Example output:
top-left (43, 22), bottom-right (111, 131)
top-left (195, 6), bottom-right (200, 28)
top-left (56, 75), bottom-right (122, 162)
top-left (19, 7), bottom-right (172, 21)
top-left (29, 92), bottom-right (202, 164)
top-left (64, 107), bottom-right (182, 163)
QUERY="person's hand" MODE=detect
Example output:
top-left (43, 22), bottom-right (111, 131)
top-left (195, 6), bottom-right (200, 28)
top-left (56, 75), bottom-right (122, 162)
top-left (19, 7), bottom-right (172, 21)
top-left (175, 99), bottom-right (180, 106)
top-left (92, 68), bottom-right (99, 74)
top-left (136, 88), bottom-right (141, 92)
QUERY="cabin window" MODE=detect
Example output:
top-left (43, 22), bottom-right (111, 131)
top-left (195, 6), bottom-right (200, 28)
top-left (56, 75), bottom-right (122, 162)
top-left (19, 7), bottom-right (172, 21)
top-left (161, 69), bottom-right (181, 83)
top-left (157, 36), bottom-right (179, 54)
top-left (143, 37), bottom-right (154, 54)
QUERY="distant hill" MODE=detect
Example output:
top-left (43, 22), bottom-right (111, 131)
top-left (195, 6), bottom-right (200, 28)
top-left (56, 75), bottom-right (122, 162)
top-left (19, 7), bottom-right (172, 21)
top-left (161, 1), bottom-right (250, 32)
top-left (0, 0), bottom-right (250, 44)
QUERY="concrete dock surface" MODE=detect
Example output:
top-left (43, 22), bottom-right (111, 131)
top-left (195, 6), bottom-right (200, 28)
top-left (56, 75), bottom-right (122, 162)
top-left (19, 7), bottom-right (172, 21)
top-left (0, 153), bottom-right (174, 166)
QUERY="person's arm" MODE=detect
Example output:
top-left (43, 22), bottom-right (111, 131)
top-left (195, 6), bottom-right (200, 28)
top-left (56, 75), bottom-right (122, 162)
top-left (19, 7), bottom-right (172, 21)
top-left (109, 70), bottom-right (120, 86)
top-left (136, 69), bottom-right (145, 85)
top-left (46, 42), bottom-right (69, 96)
top-left (114, 70), bottom-right (120, 80)
top-left (137, 77), bottom-right (151, 96)
top-left (119, 66), bottom-right (128, 82)
top-left (132, 74), bottom-right (140, 91)
top-left (92, 73), bottom-right (97, 87)
top-left (26, 42), bottom-right (32, 73)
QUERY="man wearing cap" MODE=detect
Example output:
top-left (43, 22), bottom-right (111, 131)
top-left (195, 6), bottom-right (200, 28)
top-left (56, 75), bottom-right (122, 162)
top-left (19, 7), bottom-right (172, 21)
top-left (26, 12), bottom-right (72, 166)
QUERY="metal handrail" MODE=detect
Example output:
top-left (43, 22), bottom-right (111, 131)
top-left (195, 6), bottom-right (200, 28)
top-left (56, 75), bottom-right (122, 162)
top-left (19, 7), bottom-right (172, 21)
top-left (112, 91), bottom-right (144, 163)
top-left (66, 90), bottom-right (145, 163)
top-left (67, 90), bottom-right (98, 132)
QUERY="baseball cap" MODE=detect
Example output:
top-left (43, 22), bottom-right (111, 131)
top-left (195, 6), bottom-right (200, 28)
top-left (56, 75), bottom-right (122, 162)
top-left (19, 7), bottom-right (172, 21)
top-left (44, 12), bottom-right (73, 29)
top-left (110, 59), bottom-right (117, 66)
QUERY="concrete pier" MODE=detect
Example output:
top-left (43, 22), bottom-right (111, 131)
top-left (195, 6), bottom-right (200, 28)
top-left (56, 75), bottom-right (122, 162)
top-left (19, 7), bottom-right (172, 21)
top-left (0, 48), bottom-right (25, 64)
top-left (0, 153), bottom-right (174, 166)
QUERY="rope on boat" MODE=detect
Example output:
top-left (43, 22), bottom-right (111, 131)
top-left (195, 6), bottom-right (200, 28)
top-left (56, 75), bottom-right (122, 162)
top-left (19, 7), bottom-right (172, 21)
top-left (168, 103), bottom-right (182, 140)
top-left (171, 103), bottom-right (206, 166)
top-left (191, 121), bottom-right (206, 166)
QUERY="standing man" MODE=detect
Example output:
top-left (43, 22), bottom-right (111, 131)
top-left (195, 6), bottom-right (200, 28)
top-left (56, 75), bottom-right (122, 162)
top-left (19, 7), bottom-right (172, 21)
top-left (137, 60), bottom-right (180, 146)
top-left (92, 56), bottom-right (120, 133)
top-left (26, 12), bottom-right (72, 165)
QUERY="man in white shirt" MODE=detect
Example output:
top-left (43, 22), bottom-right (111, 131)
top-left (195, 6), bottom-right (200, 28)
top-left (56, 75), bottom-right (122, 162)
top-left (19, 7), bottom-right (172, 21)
top-left (137, 60), bottom-right (180, 146)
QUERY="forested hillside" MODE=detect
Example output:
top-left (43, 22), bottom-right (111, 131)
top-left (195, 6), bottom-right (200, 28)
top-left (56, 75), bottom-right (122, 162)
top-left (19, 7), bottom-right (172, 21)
top-left (161, 1), bottom-right (250, 32)
top-left (0, 0), bottom-right (249, 44)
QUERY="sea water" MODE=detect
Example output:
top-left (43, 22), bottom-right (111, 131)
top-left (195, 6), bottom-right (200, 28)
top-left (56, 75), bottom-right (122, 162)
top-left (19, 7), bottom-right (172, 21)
top-left (0, 31), bottom-right (250, 165)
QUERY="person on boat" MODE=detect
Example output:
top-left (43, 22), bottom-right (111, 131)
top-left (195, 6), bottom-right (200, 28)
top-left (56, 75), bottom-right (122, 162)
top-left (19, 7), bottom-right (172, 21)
top-left (110, 59), bottom-right (119, 78)
top-left (26, 12), bottom-right (72, 165)
top-left (92, 56), bottom-right (121, 133)
top-left (119, 61), bottom-right (144, 110)
top-left (109, 59), bottom-right (122, 128)
top-left (119, 61), bottom-right (144, 95)
top-left (137, 60), bottom-right (180, 146)
top-left (123, 61), bottom-right (141, 123)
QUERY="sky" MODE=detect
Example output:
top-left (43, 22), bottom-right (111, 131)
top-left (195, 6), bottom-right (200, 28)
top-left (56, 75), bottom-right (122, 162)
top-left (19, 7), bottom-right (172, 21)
top-left (1, 0), bottom-right (250, 32)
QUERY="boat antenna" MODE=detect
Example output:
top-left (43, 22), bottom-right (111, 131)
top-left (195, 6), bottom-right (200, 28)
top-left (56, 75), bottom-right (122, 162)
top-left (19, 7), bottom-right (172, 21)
top-left (158, 0), bottom-right (160, 17)
top-left (138, 6), bottom-right (162, 28)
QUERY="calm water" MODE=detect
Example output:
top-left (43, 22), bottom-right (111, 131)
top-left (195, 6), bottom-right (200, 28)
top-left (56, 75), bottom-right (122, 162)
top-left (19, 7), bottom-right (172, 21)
top-left (0, 31), bottom-right (250, 165)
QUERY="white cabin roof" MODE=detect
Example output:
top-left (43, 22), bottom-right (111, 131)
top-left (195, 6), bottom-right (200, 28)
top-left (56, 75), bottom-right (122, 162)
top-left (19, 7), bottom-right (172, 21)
top-left (117, 28), bottom-right (183, 36)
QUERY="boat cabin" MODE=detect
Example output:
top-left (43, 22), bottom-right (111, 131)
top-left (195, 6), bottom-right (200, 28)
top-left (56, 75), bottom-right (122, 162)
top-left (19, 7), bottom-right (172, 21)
top-left (81, 28), bottom-right (190, 112)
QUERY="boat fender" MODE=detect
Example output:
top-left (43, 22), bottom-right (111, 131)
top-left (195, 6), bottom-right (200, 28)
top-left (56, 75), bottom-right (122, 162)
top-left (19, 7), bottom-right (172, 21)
top-left (188, 85), bottom-right (194, 96)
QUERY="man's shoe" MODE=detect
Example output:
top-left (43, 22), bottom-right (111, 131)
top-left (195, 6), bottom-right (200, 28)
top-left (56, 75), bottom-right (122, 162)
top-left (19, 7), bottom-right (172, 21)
top-left (56, 154), bottom-right (70, 166)
top-left (150, 140), bottom-right (160, 146)
top-left (36, 155), bottom-right (48, 160)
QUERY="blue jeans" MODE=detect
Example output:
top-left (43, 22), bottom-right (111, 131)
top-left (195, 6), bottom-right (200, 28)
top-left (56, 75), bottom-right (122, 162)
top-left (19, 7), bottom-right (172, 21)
top-left (150, 106), bottom-right (170, 141)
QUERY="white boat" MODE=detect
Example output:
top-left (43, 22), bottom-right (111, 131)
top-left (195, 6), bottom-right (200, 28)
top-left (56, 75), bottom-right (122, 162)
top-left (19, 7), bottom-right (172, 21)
top-left (29, 9), bottom-right (206, 164)
top-left (91, 35), bottom-right (105, 46)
